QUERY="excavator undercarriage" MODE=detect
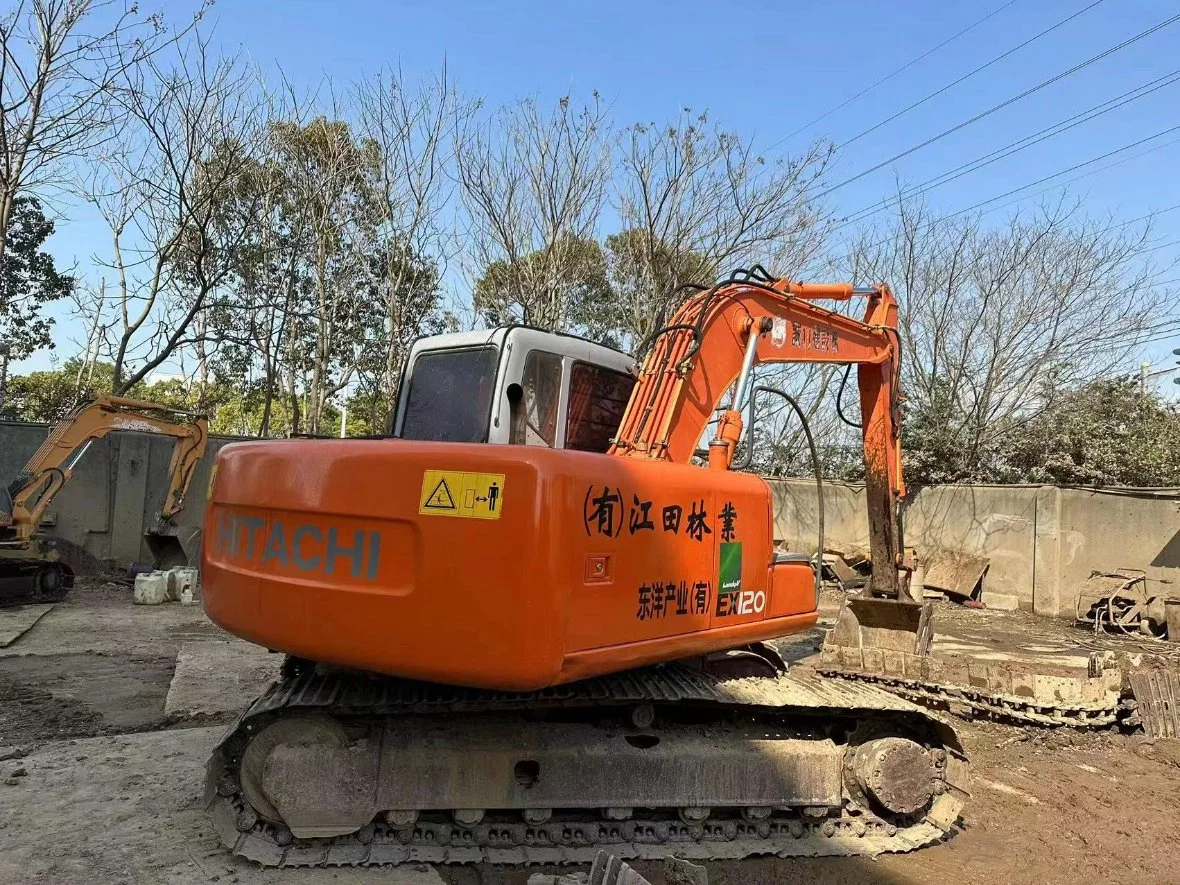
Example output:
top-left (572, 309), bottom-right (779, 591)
top-left (821, 597), bottom-right (1124, 728)
top-left (207, 658), bottom-right (968, 866)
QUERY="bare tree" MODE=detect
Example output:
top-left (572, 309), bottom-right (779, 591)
top-left (610, 111), bottom-right (835, 349)
top-left (457, 93), bottom-right (611, 330)
top-left (842, 195), bottom-right (1173, 479)
top-left (278, 110), bottom-right (382, 435)
top-left (0, 0), bottom-right (207, 263)
top-left (353, 65), bottom-right (467, 426)
top-left (82, 36), bottom-right (265, 393)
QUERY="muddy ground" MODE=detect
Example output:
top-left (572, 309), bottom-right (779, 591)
top-left (1, 582), bottom-right (1179, 884)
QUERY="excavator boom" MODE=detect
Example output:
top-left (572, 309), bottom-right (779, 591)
top-left (613, 273), bottom-right (906, 599)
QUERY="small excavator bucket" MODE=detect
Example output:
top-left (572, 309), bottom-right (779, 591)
top-left (825, 595), bottom-right (934, 657)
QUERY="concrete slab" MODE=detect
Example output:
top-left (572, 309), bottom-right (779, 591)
top-left (0, 603), bottom-right (54, 648)
top-left (0, 726), bottom-right (447, 884)
top-left (980, 591), bottom-right (1020, 612)
top-left (164, 639), bottom-right (283, 719)
top-left (0, 585), bottom-right (218, 660)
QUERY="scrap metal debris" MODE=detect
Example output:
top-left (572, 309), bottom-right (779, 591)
top-left (921, 550), bottom-right (991, 601)
top-left (528, 850), bottom-right (664, 885)
top-left (1125, 659), bottom-right (1180, 738)
top-left (1075, 570), bottom-right (1176, 639)
top-left (820, 551), bottom-right (868, 592)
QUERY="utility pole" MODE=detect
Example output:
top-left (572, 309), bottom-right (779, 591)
top-left (1134, 355), bottom-right (1180, 391)
top-left (340, 401), bottom-right (348, 438)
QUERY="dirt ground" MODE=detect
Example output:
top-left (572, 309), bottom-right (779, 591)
top-left (1, 581), bottom-right (1179, 884)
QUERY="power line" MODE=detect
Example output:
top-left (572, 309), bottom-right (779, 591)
top-left (765, 1), bottom-right (1021, 149)
top-left (1141, 237), bottom-right (1180, 256)
top-left (945, 126), bottom-right (1180, 219)
top-left (948, 134), bottom-right (1180, 221)
top-left (1059, 321), bottom-right (1180, 364)
top-left (818, 10), bottom-right (1180, 198)
top-left (835, 128), bottom-right (1180, 263)
top-left (838, 0), bottom-right (1109, 150)
top-left (834, 70), bottom-right (1180, 230)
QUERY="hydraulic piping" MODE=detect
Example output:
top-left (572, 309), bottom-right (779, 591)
top-left (732, 385), bottom-right (825, 607)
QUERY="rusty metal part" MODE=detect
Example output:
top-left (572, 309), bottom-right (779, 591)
top-left (820, 554), bottom-right (866, 593)
top-left (826, 597), bottom-right (933, 656)
top-left (1127, 666), bottom-right (1180, 738)
top-left (850, 737), bottom-right (935, 815)
top-left (1073, 570), bottom-right (1171, 637)
top-left (205, 663), bottom-right (969, 866)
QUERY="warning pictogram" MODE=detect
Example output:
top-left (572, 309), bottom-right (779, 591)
top-left (418, 469), bottom-right (506, 520)
top-left (423, 477), bottom-right (456, 510)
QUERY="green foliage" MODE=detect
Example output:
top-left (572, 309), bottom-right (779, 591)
top-left (995, 379), bottom-right (1180, 487)
top-left (601, 228), bottom-right (713, 349)
top-left (199, 118), bottom-right (446, 436)
top-left (899, 378), bottom-right (1180, 488)
top-left (472, 229), bottom-right (709, 349)
top-left (900, 379), bottom-right (991, 486)
top-left (2, 360), bottom-right (109, 422)
top-left (1, 196), bottom-right (74, 362)
top-left (473, 235), bottom-right (612, 334)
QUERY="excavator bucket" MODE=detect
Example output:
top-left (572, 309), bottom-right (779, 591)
top-left (824, 595), bottom-right (933, 658)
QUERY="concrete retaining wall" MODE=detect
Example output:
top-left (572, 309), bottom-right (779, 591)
top-left (4, 418), bottom-right (1178, 618)
top-left (769, 478), bottom-right (1180, 619)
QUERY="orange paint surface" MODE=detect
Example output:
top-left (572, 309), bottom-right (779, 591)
top-left (202, 439), bottom-right (817, 691)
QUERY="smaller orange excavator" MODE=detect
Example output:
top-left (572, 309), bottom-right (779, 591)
top-left (0, 395), bottom-right (208, 603)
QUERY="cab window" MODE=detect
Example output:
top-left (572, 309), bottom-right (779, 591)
top-left (565, 362), bottom-right (636, 453)
top-left (401, 347), bottom-right (497, 442)
top-left (510, 350), bottom-right (562, 446)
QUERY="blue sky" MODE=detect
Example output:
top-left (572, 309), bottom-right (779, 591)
top-left (30, 0), bottom-right (1180, 385)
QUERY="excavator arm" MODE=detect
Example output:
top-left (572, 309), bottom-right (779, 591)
top-left (611, 270), bottom-right (906, 599)
top-left (2, 395), bottom-right (209, 543)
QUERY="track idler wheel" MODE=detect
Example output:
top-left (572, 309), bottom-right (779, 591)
top-left (849, 737), bottom-right (936, 816)
top-left (239, 715), bottom-right (348, 824)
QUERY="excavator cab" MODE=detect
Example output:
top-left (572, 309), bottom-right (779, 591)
top-left (393, 327), bottom-right (637, 451)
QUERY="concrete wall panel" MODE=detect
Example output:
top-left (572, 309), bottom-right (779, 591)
top-left (2, 418), bottom-right (1178, 620)
top-left (903, 484), bottom-right (1038, 606)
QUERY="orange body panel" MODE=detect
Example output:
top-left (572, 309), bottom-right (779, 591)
top-left (202, 439), bottom-right (817, 691)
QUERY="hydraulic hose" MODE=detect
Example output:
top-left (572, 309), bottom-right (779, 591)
top-left (732, 385), bottom-right (824, 605)
top-left (836, 364), bottom-right (862, 429)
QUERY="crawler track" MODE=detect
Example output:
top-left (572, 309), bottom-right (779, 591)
top-left (206, 664), bottom-right (969, 867)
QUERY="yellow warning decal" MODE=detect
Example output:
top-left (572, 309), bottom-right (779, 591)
top-left (418, 469), bottom-right (505, 520)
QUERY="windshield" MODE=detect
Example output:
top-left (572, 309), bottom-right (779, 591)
top-left (400, 346), bottom-right (498, 442)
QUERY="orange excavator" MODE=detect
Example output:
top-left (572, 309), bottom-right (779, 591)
top-left (202, 268), bottom-right (968, 867)
top-left (0, 396), bottom-right (208, 603)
